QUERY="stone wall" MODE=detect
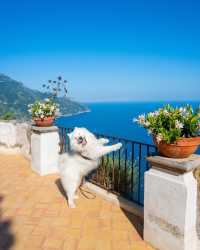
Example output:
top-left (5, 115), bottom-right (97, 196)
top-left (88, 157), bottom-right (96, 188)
top-left (0, 121), bottom-right (31, 159)
top-left (194, 168), bottom-right (200, 243)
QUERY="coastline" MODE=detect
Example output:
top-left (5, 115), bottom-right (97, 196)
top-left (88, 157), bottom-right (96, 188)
top-left (58, 109), bottom-right (91, 118)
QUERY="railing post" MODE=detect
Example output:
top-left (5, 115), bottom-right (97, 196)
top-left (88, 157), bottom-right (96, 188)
top-left (144, 154), bottom-right (200, 250)
top-left (31, 126), bottom-right (60, 175)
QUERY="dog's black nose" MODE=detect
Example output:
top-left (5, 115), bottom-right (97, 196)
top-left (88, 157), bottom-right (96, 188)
top-left (77, 136), bottom-right (84, 144)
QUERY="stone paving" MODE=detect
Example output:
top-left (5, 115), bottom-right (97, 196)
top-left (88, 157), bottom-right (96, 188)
top-left (0, 155), bottom-right (154, 250)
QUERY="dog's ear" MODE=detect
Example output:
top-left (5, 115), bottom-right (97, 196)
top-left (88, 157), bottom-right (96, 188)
top-left (67, 132), bottom-right (72, 139)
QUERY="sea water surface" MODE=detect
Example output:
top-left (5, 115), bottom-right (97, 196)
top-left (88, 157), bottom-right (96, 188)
top-left (56, 101), bottom-right (200, 147)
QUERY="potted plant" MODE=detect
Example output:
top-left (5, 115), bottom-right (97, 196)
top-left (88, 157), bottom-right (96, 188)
top-left (134, 104), bottom-right (200, 158)
top-left (28, 76), bottom-right (68, 127)
top-left (28, 98), bottom-right (59, 127)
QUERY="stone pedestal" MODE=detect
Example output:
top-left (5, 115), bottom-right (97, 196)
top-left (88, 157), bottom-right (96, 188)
top-left (31, 126), bottom-right (60, 176)
top-left (144, 154), bottom-right (200, 250)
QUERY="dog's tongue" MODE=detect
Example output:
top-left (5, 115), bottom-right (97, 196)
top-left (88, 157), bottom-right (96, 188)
top-left (82, 138), bottom-right (87, 146)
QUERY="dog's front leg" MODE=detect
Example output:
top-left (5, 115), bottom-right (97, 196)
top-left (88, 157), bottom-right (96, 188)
top-left (95, 143), bottom-right (122, 158)
top-left (98, 138), bottom-right (109, 145)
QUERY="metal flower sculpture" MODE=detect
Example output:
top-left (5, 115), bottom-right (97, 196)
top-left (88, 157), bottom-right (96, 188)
top-left (42, 76), bottom-right (68, 99)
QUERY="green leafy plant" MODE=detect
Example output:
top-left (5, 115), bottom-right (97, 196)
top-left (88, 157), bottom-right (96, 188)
top-left (1, 111), bottom-right (16, 120)
top-left (134, 104), bottom-right (200, 144)
top-left (28, 98), bottom-right (59, 118)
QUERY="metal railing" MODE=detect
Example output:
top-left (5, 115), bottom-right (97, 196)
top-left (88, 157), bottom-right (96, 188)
top-left (58, 127), bottom-right (157, 206)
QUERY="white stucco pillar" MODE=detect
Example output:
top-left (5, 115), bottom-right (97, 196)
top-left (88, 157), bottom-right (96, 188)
top-left (31, 126), bottom-right (60, 176)
top-left (144, 154), bottom-right (200, 250)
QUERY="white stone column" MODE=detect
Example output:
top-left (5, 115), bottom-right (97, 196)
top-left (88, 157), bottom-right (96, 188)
top-left (144, 154), bottom-right (200, 250)
top-left (31, 126), bottom-right (60, 176)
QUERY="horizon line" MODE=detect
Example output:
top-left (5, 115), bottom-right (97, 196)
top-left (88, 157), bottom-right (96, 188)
top-left (83, 100), bottom-right (200, 104)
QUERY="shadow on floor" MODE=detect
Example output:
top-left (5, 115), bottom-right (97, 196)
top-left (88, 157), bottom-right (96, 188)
top-left (0, 196), bottom-right (15, 250)
top-left (55, 178), bottom-right (68, 201)
top-left (121, 208), bottom-right (144, 237)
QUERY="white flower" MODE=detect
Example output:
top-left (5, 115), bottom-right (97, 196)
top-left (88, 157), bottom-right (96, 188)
top-left (144, 121), bottom-right (150, 127)
top-left (147, 129), bottom-right (152, 135)
top-left (179, 107), bottom-right (189, 117)
top-left (163, 109), bottom-right (169, 116)
top-left (50, 106), bottom-right (54, 111)
top-left (28, 98), bottom-right (59, 118)
top-left (179, 107), bottom-right (183, 112)
top-left (149, 111), bottom-right (159, 117)
top-left (175, 120), bottom-right (184, 129)
top-left (137, 114), bottom-right (146, 125)
top-left (156, 133), bottom-right (163, 144)
top-left (148, 112), bottom-right (154, 117)
top-left (133, 118), bottom-right (138, 123)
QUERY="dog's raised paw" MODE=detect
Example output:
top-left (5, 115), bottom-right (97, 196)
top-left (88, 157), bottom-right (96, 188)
top-left (115, 143), bottom-right (122, 151)
top-left (103, 138), bottom-right (109, 144)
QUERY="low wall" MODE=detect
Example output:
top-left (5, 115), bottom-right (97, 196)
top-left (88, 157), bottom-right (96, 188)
top-left (0, 121), bottom-right (31, 159)
top-left (194, 168), bottom-right (200, 245)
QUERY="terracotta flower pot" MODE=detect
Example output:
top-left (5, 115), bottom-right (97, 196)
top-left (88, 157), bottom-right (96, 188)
top-left (153, 136), bottom-right (200, 158)
top-left (33, 116), bottom-right (54, 127)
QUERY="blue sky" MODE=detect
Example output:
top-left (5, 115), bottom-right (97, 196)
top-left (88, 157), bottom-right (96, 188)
top-left (0, 0), bottom-right (200, 102)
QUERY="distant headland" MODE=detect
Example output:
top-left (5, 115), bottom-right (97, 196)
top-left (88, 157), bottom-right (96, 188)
top-left (0, 74), bottom-right (89, 120)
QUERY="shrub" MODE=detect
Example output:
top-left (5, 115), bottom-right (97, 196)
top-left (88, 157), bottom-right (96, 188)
top-left (134, 104), bottom-right (200, 144)
top-left (1, 112), bottom-right (16, 120)
top-left (91, 155), bottom-right (139, 198)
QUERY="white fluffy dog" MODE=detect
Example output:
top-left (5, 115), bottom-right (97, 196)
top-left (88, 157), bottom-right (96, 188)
top-left (59, 127), bottom-right (122, 208)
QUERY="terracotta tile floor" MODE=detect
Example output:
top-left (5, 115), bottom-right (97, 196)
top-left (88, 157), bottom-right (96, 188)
top-left (0, 155), bottom-right (154, 250)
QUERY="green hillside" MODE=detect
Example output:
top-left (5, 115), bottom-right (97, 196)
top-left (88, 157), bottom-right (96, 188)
top-left (0, 74), bottom-right (88, 120)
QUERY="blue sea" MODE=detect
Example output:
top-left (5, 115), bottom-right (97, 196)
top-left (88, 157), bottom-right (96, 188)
top-left (56, 101), bottom-right (200, 148)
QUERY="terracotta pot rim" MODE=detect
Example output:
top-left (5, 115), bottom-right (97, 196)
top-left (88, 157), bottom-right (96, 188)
top-left (153, 135), bottom-right (200, 146)
top-left (33, 116), bottom-right (55, 121)
top-left (153, 134), bottom-right (200, 158)
top-left (33, 116), bottom-right (55, 127)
